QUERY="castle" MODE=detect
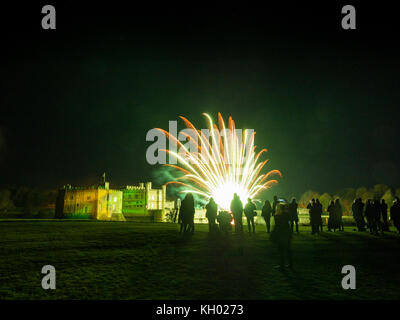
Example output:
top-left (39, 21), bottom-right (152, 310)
top-left (55, 181), bottom-right (167, 222)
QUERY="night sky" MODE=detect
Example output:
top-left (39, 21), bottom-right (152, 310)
top-left (1, 2), bottom-right (399, 199)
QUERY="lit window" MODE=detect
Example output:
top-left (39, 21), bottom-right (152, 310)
top-left (114, 197), bottom-right (117, 202)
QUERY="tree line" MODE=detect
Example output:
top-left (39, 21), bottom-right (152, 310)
top-left (1, 183), bottom-right (399, 219)
top-left (0, 187), bottom-right (57, 218)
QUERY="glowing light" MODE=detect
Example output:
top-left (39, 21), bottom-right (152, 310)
top-left (157, 113), bottom-right (281, 211)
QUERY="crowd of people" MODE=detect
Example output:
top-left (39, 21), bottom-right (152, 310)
top-left (305, 196), bottom-right (400, 236)
top-left (177, 192), bottom-right (400, 270)
top-left (352, 197), bottom-right (400, 235)
top-left (179, 193), bottom-right (262, 235)
top-left (307, 198), bottom-right (344, 234)
top-left (261, 196), bottom-right (299, 234)
top-left (178, 193), bottom-right (400, 236)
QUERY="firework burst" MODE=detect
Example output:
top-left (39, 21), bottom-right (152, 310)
top-left (156, 113), bottom-right (281, 210)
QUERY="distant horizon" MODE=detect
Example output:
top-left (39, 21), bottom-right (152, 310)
top-left (2, 180), bottom-right (399, 205)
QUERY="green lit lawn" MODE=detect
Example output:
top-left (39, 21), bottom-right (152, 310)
top-left (0, 220), bottom-right (399, 299)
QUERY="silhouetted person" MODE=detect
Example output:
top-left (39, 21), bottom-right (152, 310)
top-left (380, 199), bottom-right (389, 232)
top-left (327, 200), bottom-right (339, 232)
top-left (188, 194), bottom-right (196, 233)
top-left (244, 198), bottom-right (256, 233)
top-left (365, 199), bottom-right (377, 235)
top-left (270, 202), bottom-right (293, 270)
top-left (307, 198), bottom-right (319, 234)
top-left (356, 198), bottom-right (366, 231)
top-left (315, 199), bottom-right (323, 232)
top-left (217, 211), bottom-right (233, 233)
top-left (372, 199), bottom-right (383, 235)
top-left (390, 197), bottom-right (400, 233)
top-left (180, 193), bottom-right (195, 234)
top-left (288, 198), bottom-right (299, 233)
top-left (352, 198), bottom-right (366, 231)
top-left (205, 197), bottom-right (218, 232)
top-left (307, 199), bottom-right (313, 230)
top-left (261, 200), bottom-right (272, 233)
top-left (351, 199), bottom-right (357, 226)
top-left (230, 193), bottom-right (243, 233)
top-left (334, 199), bottom-right (344, 231)
top-left (173, 198), bottom-right (181, 223)
top-left (178, 198), bottom-right (186, 233)
top-left (272, 195), bottom-right (279, 217)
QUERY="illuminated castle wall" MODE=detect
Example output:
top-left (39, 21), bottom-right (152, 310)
top-left (121, 182), bottom-right (166, 221)
top-left (56, 182), bottom-right (124, 221)
top-left (56, 182), bottom-right (166, 221)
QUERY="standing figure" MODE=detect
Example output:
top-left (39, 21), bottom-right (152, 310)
top-left (173, 198), bottom-right (181, 223)
top-left (270, 202), bottom-right (293, 270)
top-left (372, 199), bottom-right (383, 235)
top-left (288, 198), bottom-right (299, 233)
top-left (351, 199), bottom-right (358, 230)
top-left (352, 198), bottom-right (366, 231)
top-left (205, 197), bottom-right (218, 232)
top-left (244, 198), bottom-right (257, 233)
top-left (357, 198), bottom-right (366, 231)
top-left (334, 199), bottom-right (344, 231)
top-left (307, 199), bottom-right (318, 234)
top-left (230, 193), bottom-right (243, 233)
top-left (315, 199), bottom-right (323, 232)
top-left (390, 197), bottom-right (400, 233)
top-left (178, 198), bottom-right (186, 233)
top-left (380, 199), bottom-right (389, 232)
top-left (365, 199), bottom-right (377, 235)
top-left (217, 211), bottom-right (233, 233)
top-left (182, 193), bottom-right (195, 234)
top-left (179, 193), bottom-right (195, 233)
top-left (261, 200), bottom-right (272, 233)
top-left (272, 195), bottom-right (279, 217)
top-left (327, 200), bottom-right (336, 231)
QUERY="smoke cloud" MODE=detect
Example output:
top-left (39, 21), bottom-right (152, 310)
top-left (151, 166), bottom-right (207, 206)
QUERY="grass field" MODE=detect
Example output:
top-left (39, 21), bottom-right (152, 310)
top-left (0, 220), bottom-right (399, 300)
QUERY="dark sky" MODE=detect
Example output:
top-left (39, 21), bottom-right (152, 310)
top-left (1, 2), bottom-right (400, 199)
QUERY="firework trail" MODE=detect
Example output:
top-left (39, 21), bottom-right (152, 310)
top-left (156, 113), bottom-right (281, 210)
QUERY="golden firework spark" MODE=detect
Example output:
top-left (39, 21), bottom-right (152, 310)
top-left (156, 113), bottom-right (281, 210)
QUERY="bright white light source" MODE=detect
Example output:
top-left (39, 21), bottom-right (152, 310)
top-left (211, 181), bottom-right (249, 211)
